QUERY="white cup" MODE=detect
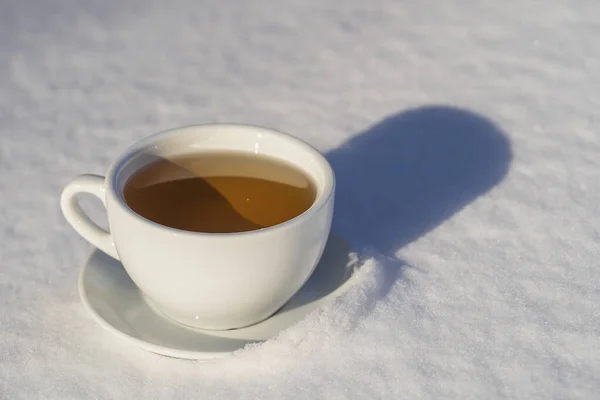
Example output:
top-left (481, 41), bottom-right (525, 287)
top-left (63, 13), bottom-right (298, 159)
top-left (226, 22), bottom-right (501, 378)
top-left (61, 124), bottom-right (335, 330)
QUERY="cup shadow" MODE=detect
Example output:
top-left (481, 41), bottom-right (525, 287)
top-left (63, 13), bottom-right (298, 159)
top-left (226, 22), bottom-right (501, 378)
top-left (314, 105), bottom-right (513, 299)
top-left (327, 105), bottom-right (512, 255)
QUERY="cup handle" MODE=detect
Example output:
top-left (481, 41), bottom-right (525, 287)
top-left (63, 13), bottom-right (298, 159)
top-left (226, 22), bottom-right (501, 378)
top-left (60, 174), bottom-right (120, 260)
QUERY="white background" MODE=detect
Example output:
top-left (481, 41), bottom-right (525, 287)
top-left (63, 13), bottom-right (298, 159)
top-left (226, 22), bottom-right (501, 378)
top-left (1, 0), bottom-right (599, 398)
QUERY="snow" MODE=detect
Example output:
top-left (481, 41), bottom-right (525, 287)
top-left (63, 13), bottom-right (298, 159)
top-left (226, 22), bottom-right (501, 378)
top-left (1, 0), bottom-right (600, 398)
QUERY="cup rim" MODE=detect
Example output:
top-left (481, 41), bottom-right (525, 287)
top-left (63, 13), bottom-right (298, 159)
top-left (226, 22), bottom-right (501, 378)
top-left (105, 123), bottom-right (335, 237)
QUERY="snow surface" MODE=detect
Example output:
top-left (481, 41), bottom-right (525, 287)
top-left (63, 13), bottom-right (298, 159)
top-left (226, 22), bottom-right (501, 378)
top-left (1, 0), bottom-right (600, 398)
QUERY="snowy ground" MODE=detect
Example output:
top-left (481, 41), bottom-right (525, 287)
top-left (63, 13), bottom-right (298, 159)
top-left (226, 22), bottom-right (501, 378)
top-left (1, 0), bottom-right (599, 398)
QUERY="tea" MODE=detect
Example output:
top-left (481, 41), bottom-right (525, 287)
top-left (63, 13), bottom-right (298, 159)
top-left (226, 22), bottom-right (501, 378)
top-left (123, 152), bottom-right (316, 233)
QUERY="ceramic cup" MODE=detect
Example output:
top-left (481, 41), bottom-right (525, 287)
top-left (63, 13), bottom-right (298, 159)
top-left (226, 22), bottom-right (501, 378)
top-left (61, 124), bottom-right (335, 330)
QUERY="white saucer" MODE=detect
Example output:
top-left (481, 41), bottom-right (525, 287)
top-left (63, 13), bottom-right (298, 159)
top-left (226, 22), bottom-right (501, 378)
top-left (78, 234), bottom-right (360, 360)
